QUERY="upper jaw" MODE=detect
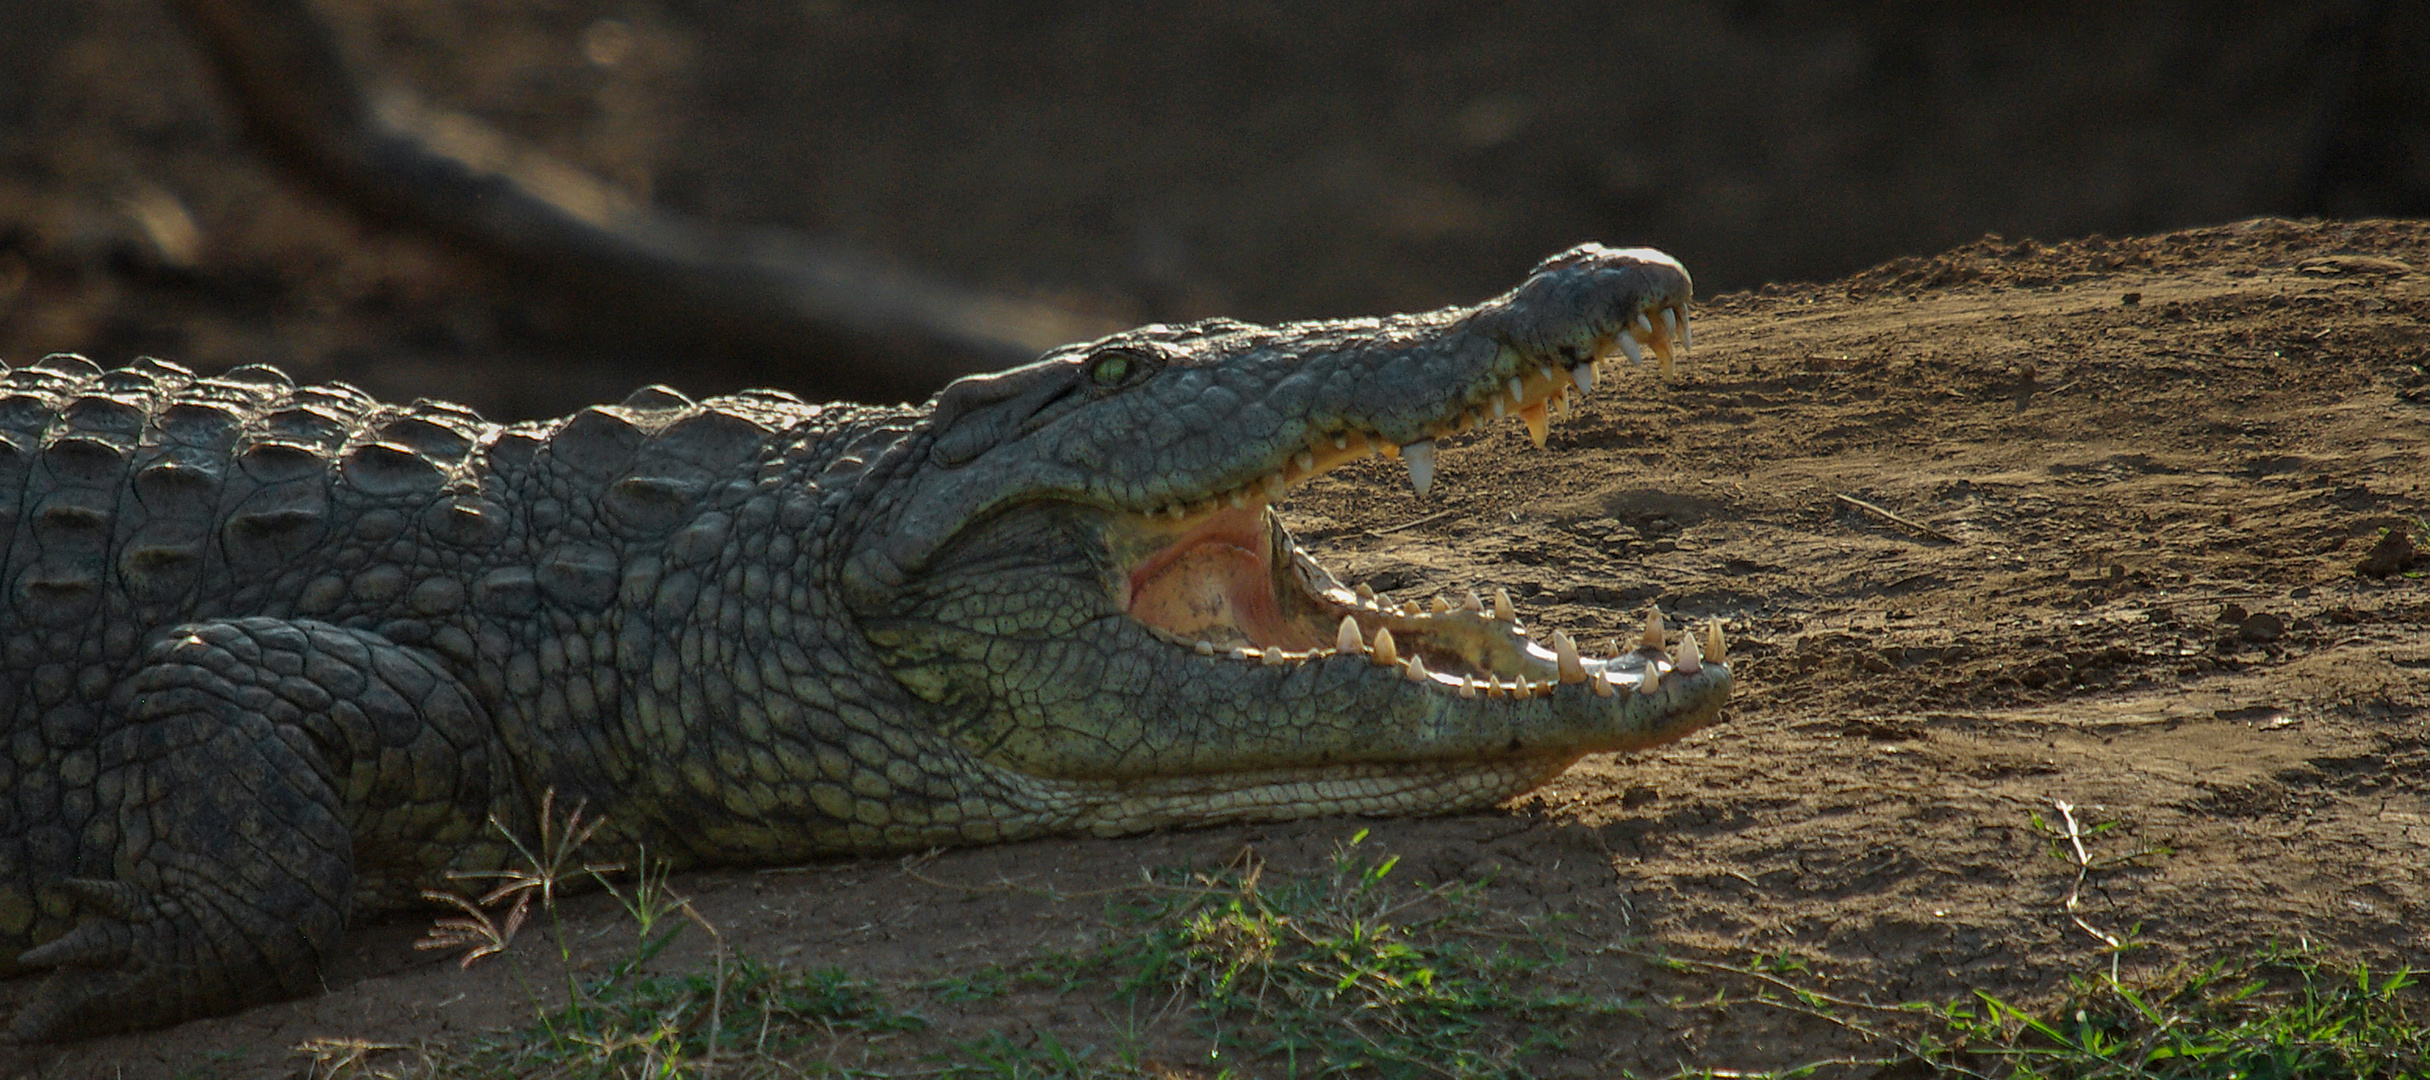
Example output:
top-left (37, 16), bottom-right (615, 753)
top-left (1116, 242), bottom-right (1694, 517)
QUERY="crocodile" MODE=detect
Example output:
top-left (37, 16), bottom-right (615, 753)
top-left (0, 243), bottom-right (1730, 1040)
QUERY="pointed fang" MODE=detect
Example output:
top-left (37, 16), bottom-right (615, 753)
top-left (1492, 587), bottom-right (1515, 622)
top-left (1403, 439), bottom-right (1436, 497)
top-left (1555, 632), bottom-right (1585, 683)
top-left (1641, 607), bottom-right (1667, 649)
top-left (1675, 626), bottom-right (1703, 674)
top-left (1592, 671), bottom-right (1616, 697)
top-left (1706, 620), bottom-right (1728, 662)
top-left (1616, 335), bottom-right (1643, 364)
top-left (1520, 401), bottom-right (1548, 448)
top-left (1572, 364), bottom-right (1596, 394)
top-left (1462, 590), bottom-right (1484, 614)
top-left (1372, 627), bottom-right (1398, 666)
top-left (1336, 616), bottom-right (1364, 656)
top-left (1406, 654), bottom-right (1430, 683)
top-left (1637, 667), bottom-right (1661, 695)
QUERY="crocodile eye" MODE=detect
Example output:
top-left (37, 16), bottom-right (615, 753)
top-left (1086, 348), bottom-right (1156, 389)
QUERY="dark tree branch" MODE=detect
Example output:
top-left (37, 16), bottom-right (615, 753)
top-left (166, 0), bottom-right (1119, 402)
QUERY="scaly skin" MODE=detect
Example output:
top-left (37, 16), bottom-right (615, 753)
top-left (0, 243), bottom-right (1728, 1040)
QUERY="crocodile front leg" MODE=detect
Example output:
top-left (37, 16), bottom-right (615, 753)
top-left (8, 618), bottom-right (516, 1041)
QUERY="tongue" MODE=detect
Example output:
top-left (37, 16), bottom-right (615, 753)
top-left (1125, 508), bottom-right (1318, 650)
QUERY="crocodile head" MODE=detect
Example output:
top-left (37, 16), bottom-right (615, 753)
top-left (844, 244), bottom-right (1730, 835)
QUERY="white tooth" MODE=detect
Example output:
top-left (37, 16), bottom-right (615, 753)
top-left (1679, 307), bottom-right (1693, 349)
top-left (1195, 640), bottom-right (1216, 656)
top-left (1462, 590), bottom-right (1484, 614)
top-left (1355, 582), bottom-right (1378, 601)
top-left (1261, 647), bottom-right (1286, 665)
top-left (1492, 395), bottom-right (1506, 420)
top-left (1706, 620), bottom-right (1728, 662)
top-left (1555, 633), bottom-right (1585, 683)
top-left (1637, 667), bottom-right (1661, 695)
top-left (1641, 607), bottom-right (1667, 650)
top-left (1405, 653), bottom-right (1430, 683)
top-left (1459, 678), bottom-right (1478, 699)
top-left (1231, 647), bottom-right (1256, 661)
top-left (1636, 312), bottom-right (1654, 336)
top-left (1540, 364), bottom-right (1558, 386)
top-left (1336, 616), bottom-right (1364, 656)
top-left (1264, 473), bottom-right (1286, 499)
top-left (1333, 432), bottom-right (1349, 450)
top-left (1486, 676), bottom-right (1505, 699)
top-left (1400, 601), bottom-right (1422, 616)
top-left (1403, 439), bottom-right (1436, 497)
top-left (1616, 335), bottom-right (1643, 364)
top-left (1508, 377), bottom-right (1525, 405)
top-left (1372, 627), bottom-right (1398, 666)
top-left (1660, 307), bottom-right (1678, 343)
top-left (1675, 627), bottom-right (1703, 674)
top-left (1572, 364), bottom-right (1596, 394)
top-left (1491, 588), bottom-right (1515, 622)
top-left (1295, 450), bottom-right (1315, 472)
top-left (1592, 672), bottom-right (1616, 697)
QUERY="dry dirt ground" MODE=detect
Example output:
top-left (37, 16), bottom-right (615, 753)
top-left (4, 218), bottom-right (2424, 1078)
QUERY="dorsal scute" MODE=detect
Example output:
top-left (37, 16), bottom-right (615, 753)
top-left (5, 355), bottom-right (99, 394)
top-left (647, 408), bottom-right (770, 472)
top-left (620, 385), bottom-right (694, 411)
top-left (255, 404), bottom-right (357, 451)
top-left (544, 404), bottom-right (654, 480)
top-left (0, 392), bottom-right (56, 435)
top-left (57, 394), bottom-right (151, 449)
top-left (341, 441), bottom-right (448, 496)
top-left (156, 401), bottom-right (246, 451)
top-left (29, 353), bottom-right (103, 379)
top-left (599, 405), bottom-right (774, 537)
top-left (216, 364), bottom-right (295, 390)
top-left (374, 414), bottom-right (478, 463)
top-left (234, 440), bottom-right (327, 483)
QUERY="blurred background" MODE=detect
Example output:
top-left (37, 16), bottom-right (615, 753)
top-left (0, 0), bottom-right (2423, 417)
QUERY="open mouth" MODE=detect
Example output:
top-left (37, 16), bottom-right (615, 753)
top-left (1107, 284), bottom-right (1726, 700)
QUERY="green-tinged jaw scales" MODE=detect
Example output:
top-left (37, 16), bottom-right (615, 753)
top-left (849, 243), bottom-right (1731, 832)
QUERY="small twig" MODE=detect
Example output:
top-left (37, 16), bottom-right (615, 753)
top-left (1835, 493), bottom-right (1961, 544)
top-left (1602, 948), bottom-right (1997, 1079)
top-left (1368, 509), bottom-right (1458, 536)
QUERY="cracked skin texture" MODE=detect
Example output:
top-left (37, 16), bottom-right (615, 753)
top-left (0, 243), bottom-right (1729, 1040)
